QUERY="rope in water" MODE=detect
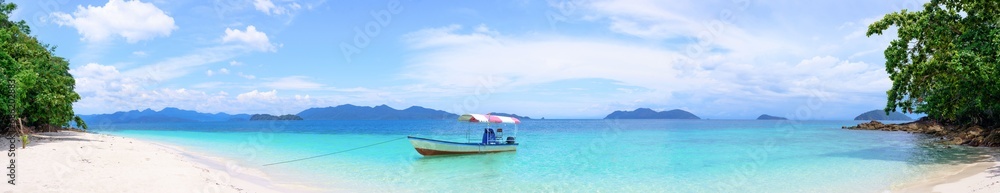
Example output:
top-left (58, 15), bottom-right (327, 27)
top-left (262, 136), bottom-right (407, 166)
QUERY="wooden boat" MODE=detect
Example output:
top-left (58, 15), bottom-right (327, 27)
top-left (408, 114), bottom-right (521, 156)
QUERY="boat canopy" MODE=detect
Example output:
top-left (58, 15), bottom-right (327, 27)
top-left (458, 114), bottom-right (521, 124)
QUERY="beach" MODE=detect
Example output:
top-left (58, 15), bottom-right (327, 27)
top-left (2, 131), bottom-right (310, 193)
top-left (891, 155), bottom-right (1000, 193)
top-left (4, 121), bottom-right (1000, 192)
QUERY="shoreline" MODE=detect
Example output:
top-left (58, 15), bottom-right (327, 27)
top-left (892, 155), bottom-right (1000, 193)
top-left (4, 131), bottom-right (319, 192)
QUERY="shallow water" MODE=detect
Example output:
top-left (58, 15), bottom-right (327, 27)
top-left (93, 119), bottom-right (995, 192)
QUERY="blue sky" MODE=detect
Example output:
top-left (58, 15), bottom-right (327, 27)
top-left (8, 0), bottom-right (928, 119)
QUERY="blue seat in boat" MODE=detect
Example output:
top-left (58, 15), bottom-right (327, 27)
top-left (482, 128), bottom-right (489, 144)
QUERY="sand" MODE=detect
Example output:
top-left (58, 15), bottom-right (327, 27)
top-left (0, 131), bottom-right (312, 193)
top-left (892, 155), bottom-right (1000, 193)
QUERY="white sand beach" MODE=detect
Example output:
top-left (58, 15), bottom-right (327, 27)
top-left (1, 131), bottom-right (312, 193)
top-left (893, 155), bottom-right (1000, 193)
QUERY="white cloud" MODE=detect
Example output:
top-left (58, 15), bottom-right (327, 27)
top-left (69, 63), bottom-right (201, 114)
top-left (70, 63), bottom-right (146, 96)
top-left (223, 25), bottom-right (276, 52)
top-left (254, 0), bottom-right (302, 15)
top-left (262, 76), bottom-right (324, 90)
top-left (403, 25), bottom-right (688, 90)
top-left (204, 68), bottom-right (230, 77)
top-left (400, 23), bottom-right (892, 118)
top-left (402, 24), bottom-right (500, 49)
top-left (254, 0), bottom-right (279, 15)
top-left (229, 60), bottom-right (243, 66)
top-left (132, 51), bottom-right (147, 57)
top-left (124, 45), bottom-right (246, 81)
top-left (238, 72), bottom-right (257, 80)
top-left (583, 0), bottom-right (704, 40)
top-left (237, 89), bottom-right (279, 103)
top-left (51, 0), bottom-right (177, 43)
top-left (70, 64), bottom-right (331, 115)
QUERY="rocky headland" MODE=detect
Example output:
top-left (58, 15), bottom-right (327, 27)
top-left (844, 117), bottom-right (1000, 146)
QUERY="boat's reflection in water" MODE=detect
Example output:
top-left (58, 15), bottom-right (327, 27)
top-left (409, 151), bottom-right (519, 180)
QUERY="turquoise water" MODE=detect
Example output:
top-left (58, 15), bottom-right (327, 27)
top-left (92, 120), bottom-right (993, 192)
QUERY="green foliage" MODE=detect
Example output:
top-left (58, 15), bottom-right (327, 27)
top-left (867, 0), bottom-right (1000, 125)
top-left (0, 0), bottom-right (84, 132)
top-left (73, 116), bottom-right (87, 130)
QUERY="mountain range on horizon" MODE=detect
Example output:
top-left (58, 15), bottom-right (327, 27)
top-left (604, 108), bottom-right (702, 119)
top-left (77, 107), bottom-right (252, 124)
top-left (78, 104), bottom-right (528, 123)
top-left (78, 105), bottom-right (915, 123)
top-left (297, 104), bottom-right (459, 120)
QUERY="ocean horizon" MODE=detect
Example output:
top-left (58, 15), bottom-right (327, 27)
top-left (91, 119), bottom-right (994, 192)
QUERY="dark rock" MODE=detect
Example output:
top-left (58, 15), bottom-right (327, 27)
top-left (845, 117), bottom-right (1000, 146)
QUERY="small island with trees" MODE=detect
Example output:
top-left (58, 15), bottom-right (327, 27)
top-left (604, 108), bottom-right (701, 119)
top-left (756, 114), bottom-right (788, 120)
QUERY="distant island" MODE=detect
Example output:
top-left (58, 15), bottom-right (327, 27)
top-left (296, 104), bottom-right (458, 120)
top-left (249, 114), bottom-right (303, 121)
top-left (853, 110), bottom-right (912, 121)
top-left (489, 112), bottom-right (531, 119)
top-left (604, 108), bottom-right (700, 119)
top-left (756, 114), bottom-right (788, 120)
top-left (78, 107), bottom-right (250, 123)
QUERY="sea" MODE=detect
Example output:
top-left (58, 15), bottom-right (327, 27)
top-left (90, 119), bottom-right (996, 192)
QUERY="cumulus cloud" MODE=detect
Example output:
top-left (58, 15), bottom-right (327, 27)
top-left (223, 25), bottom-right (276, 52)
top-left (70, 63), bottom-right (147, 97)
top-left (51, 0), bottom-right (177, 43)
top-left (70, 63), bottom-right (205, 114)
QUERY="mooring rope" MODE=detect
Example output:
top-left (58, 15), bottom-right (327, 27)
top-left (262, 136), bottom-right (407, 166)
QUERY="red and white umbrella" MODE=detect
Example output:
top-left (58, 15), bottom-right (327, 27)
top-left (458, 114), bottom-right (521, 124)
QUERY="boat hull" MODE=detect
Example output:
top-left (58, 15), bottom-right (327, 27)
top-left (407, 136), bottom-right (517, 156)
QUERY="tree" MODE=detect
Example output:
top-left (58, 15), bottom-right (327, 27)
top-left (1, 0), bottom-right (84, 134)
top-left (867, 0), bottom-right (1000, 126)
